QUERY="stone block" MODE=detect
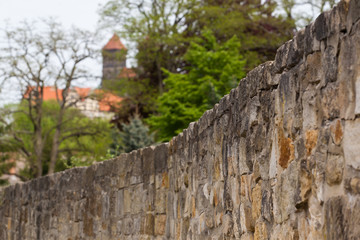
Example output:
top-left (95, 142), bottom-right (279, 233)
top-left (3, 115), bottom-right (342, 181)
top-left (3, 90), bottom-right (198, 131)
top-left (251, 181), bottom-right (262, 222)
top-left (154, 214), bottom-right (166, 236)
top-left (254, 221), bottom-right (268, 240)
top-left (344, 119), bottom-right (360, 170)
top-left (154, 144), bottom-right (168, 174)
top-left (326, 154), bottom-right (344, 185)
top-left (345, 177), bottom-right (360, 194)
top-left (347, 0), bottom-right (360, 33)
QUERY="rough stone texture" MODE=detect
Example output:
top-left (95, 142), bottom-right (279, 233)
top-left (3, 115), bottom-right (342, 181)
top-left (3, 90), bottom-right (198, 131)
top-left (1, 1), bottom-right (360, 239)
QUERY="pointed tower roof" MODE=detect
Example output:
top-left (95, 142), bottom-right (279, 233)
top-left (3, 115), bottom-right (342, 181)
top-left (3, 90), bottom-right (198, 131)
top-left (103, 33), bottom-right (127, 51)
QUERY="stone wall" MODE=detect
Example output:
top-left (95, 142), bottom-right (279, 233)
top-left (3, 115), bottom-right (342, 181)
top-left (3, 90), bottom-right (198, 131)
top-left (1, 0), bottom-right (360, 239)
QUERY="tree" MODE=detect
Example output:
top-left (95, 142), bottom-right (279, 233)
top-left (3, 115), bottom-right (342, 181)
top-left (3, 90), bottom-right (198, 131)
top-left (102, 75), bottom-right (158, 121)
top-left (100, 0), bottom-right (195, 94)
top-left (0, 20), bottom-right (105, 178)
top-left (100, 0), bottom-right (295, 82)
top-left (0, 123), bottom-right (18, 185)
top-left (185, 0), bottom-right (295, 70)
top-left (110, 115), bottom-right (154, 154)
top-left (1, 101), bottom-right (112, 179)
top-left (147, 31), bottom-right (246, 141)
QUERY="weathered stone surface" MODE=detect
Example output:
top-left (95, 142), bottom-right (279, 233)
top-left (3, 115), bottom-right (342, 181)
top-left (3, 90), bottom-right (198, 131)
top-left (1, 1), bottom-right (360, 239)
top-left (326, 154), bottom-right (344, 185)
top-left (344, 119), bottom-right (360, 170)
top-left (154, 214), bottom-right (166, 236)
top-left (251, 181), bottom-right (262, 222)
top-left (345, 177), bottom-right (360, 194)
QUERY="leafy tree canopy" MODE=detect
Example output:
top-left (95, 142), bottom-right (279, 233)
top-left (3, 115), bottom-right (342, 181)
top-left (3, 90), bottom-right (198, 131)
top-left (2, 101), bottom-right (112, 179)
top-left (110, 115), bottom-right (154, 154)
top-left (147, 31), bottom-right (246, 141)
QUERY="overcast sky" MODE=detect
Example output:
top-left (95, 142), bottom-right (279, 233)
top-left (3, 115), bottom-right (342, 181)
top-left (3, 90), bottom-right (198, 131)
top-left (0, 0), bottom-right (103, 30)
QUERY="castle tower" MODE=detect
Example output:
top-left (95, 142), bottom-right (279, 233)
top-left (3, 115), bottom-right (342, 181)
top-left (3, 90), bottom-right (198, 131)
top-left (102, 34), bottom-right (127, 82)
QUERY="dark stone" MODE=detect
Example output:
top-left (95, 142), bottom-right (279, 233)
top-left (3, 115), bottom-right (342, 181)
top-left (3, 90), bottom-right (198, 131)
top-left (154, 144), bottom-right (168, 174)
top-left (295, 29), bottom-right (306, 57)
top-left (347, 0), bottom-right (360, 33)
top-left (240, 113), bottom-right (249, 137)
top-left (315, 12), bottom-right (329, 41)
top-left (343, 197), bottom-right (360, 239)
top-left (142, 147), bottom-right (154, 185)
top-left (286, 40), bottom-right (301, 69)
top-left (261, 182), bottom-right (273, 222)
top-left (304, 23), bottom-right (321, 56)
top-left (238, 79), bottom-right (248, 110)
top-left (273, 42), bottom-right (288, 73)
top-left (325, 197), bottom-right (345, 240)
top-left (323, 45), bottom-right (338, 83)
top-left (259, 90), bottom-right (272, 123)
top-left (245, 134), bottom-right (254, 171)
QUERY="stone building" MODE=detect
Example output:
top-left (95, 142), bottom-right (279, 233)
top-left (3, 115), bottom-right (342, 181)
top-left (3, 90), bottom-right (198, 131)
top-left (102, 33), bottom-right (136, 86)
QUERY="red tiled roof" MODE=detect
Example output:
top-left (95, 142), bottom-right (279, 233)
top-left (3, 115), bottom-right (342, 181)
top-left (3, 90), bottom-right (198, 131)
top-left (103, 34), bottom-right (127, 51)
top-left (24, 86), bottom-right (63, 101)
top-left (73, 87), bottom-right (91, 99)
top-left (118, 68), bottom-right (137, 79)
top-left (97, 92), bottom-right (123, 112)
top-left (24, 86), bottom-right (123, 113)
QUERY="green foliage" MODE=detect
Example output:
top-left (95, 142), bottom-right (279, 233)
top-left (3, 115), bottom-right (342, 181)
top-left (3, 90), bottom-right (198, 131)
top-left (102, 76), bottom-right (158, 119)
top-left (147, 31), bottom-right (246, 141)
top-left (0, 123), bottom-right (17, 186)
top-left (8, 101), bottom-right (112, 178)
top-left (186, 0), bottom-right (295, 70)
top-left (110, 115), bottom-right (154, 153)
top-left (100, 0), bottom-right (294, 87)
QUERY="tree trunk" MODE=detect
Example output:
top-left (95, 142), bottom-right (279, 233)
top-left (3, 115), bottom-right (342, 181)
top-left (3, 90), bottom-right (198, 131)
top-left (35, 128), bottom-right (43, 178)
top-left (48, 109), bottom-right (64, 175)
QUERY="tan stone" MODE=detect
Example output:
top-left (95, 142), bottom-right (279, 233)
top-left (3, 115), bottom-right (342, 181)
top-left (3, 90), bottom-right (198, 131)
top-left (346, 177), bottom-right (360, 194)
top-left (326, 154), bottom-right (344, 185)
top-left (240, 232), bottom-right (254, 240)
top-left (123, 189), bottom-right (131, 213)
top-left (155, 190), bottom-right (167, 214)
top-left (251, 181), bottom-right (262, 221)
top-left (269, 222), bottom-right (299, 240)
top-left (231, 177), bottom-right (240, 207)
top-left (241, 174), bottom-right (252, 200)
top-left (191, 196), bottom-right (196, 217)
top-left (344, 119), bottom-right (360, 170)
top-left (298, 164), bottom-right (312, 205)
top-left (154, 214), bottom-right (166, 236)
top-left (222, 213), bottom-right (233, 236)
top-left (254, 221), bottom-right (268, 240)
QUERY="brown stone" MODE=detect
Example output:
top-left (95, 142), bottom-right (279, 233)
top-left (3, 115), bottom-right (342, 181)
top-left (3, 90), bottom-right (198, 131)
top-left (242, 203), bottom-right (255, 232)
top-left (330, 119), bottom-right (343, 145)
top-left (326, 154), bottom-right (344, 185)
top-left (305, 52), bottom-right (323, 83)
top-left (154, 214), bottom-right (167, 236)
top-left (305, 129), bottom-right (318, 156)
top-left (278, 130), bottom-right (295, 169)
top-left (162, 172), bottom-right (169, 188)
top-left (142, 214), bottom-right (154, 235)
